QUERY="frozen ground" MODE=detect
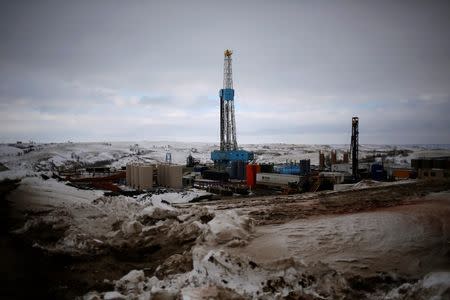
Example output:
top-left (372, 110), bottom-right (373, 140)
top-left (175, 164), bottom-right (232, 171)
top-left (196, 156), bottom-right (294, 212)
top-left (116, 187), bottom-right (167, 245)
top-left (86, 190), bottom-right (450, 300)
top-left (2, 142), bottom-right (449, 177)
top-left (1, 142), bottom-right (450, 299)
top-left (236, 192), bottom-right (450, 278)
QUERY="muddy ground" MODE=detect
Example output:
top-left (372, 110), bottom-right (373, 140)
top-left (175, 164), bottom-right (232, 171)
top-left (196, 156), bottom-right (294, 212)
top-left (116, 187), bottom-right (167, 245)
top-left (1, 179), bottom-right (450, 299)
top-left (178, 179), bottom-right (450, 224)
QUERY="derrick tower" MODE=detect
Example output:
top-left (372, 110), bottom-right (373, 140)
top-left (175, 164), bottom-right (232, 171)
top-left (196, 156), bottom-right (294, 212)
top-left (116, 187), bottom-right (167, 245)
top-left (350, 116), bottom-right (359, 181)
top-left (211, 50), bottom-right (254, 165)
top-left (220, 49), bottom-right (238, 151)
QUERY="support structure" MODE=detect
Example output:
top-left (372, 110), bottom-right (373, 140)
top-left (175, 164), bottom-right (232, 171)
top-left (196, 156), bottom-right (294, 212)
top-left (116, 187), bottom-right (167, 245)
top-left (350, 116), bottom-right (359, 181)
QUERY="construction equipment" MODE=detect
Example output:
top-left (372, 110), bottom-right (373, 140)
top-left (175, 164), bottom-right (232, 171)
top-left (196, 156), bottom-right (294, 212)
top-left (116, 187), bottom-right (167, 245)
top-left (211, 50), bottom-right (253, 165)
top-left (350, 116), bottom-right (359, 181)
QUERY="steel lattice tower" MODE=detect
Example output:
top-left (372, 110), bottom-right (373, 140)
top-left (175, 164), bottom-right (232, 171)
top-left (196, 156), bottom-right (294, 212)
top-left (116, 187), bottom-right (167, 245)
top-left (350, 116), bottom-right (359, 181)
top-left (220, 49), bottom-right (238, 151)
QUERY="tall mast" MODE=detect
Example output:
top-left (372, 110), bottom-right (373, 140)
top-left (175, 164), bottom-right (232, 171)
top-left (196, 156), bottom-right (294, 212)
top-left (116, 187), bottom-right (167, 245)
top-left (220, 49), bottom-right (237, 151)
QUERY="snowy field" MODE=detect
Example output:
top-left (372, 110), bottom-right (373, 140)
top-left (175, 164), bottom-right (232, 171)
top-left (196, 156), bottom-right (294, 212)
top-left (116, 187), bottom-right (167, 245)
top-left (1, 142), bottom-right (450, 299)
top-left (1, 141), bottom-right (450, 177)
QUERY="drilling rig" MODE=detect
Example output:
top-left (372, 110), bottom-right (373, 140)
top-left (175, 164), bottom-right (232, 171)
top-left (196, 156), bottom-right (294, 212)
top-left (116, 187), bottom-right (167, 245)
top-left (350, 116), bottom-right (359, 181)
top-left (211, 50), bottom-right (254, 166)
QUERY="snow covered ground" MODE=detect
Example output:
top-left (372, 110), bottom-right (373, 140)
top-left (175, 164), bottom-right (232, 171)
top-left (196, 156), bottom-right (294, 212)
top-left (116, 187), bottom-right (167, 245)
top-left (1, 142), bottom-right (450, 299)
top-left (86, 192), bottom-right (450, 300)
top-left (2, 142), bottom-right (449, 178)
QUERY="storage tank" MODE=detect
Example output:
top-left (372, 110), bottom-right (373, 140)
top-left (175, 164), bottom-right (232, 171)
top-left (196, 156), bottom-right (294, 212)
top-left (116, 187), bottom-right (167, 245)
top-left (138, 166), bottom-right (144, 190)
top-left (246, 164), bottom-right (260, 188)
top-left (139, 165), bottom-right (154, 190)
top-left (129, 164), bottom-right (135, 187)
top-left (159, 164), bottom-right (168, 187)
top-left (168, 165), bottom-right (183, 189)
top-left (133, 164), bottom-right (140, 189)
top-left (275, 164), bottom-right (300, 175)
top-left (126, 164), bottom-right (131, 186)
top-left (163, 164), bottom-right (169, 186)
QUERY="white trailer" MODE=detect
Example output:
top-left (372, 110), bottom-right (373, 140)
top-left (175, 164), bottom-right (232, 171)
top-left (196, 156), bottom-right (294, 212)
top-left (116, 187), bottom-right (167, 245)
top-left (256, 173), bottom-right (300, 187)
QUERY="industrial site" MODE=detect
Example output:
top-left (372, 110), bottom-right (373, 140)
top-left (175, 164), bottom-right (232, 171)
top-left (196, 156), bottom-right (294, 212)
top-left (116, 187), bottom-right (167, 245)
top-left (1, 48), bottom-right (449, 300)
top-left (2, 1), bottom-right (450, 299)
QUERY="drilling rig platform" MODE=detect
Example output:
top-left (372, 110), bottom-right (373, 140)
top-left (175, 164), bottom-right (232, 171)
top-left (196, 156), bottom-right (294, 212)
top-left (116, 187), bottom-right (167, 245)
top-left (211, 50), bottom-right (254, 165)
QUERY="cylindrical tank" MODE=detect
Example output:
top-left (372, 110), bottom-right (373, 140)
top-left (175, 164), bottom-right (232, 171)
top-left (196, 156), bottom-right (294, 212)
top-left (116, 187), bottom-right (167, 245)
top-left (133, 164), bottom-right (140, 189)
top-left (246, 164), bottom-right (257, 188)
top-left (140, 165), bottom-right (153, 190)
top-left (169, 165), bottom-right (183, 189)
top-left (126, 164), bottom-right (131, 186)
top-left (158, 164), bottom-right (167, 187)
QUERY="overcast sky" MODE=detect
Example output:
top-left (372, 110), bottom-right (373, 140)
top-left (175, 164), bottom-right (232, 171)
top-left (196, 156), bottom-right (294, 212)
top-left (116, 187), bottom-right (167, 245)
top-left (1, 0), bottom-right (449, 144)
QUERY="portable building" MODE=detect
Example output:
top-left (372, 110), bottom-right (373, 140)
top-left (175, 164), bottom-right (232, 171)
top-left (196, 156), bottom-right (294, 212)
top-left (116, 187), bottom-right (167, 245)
top-left (256, 173), bottom-right (300, 187)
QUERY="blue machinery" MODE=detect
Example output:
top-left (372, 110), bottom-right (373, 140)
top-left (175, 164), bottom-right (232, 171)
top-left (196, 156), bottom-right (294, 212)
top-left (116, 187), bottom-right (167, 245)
top-left (211, 50), bottom-right (254, 165)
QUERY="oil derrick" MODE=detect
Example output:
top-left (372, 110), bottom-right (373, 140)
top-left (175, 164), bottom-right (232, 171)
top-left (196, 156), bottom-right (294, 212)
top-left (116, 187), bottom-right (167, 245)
top-left (211, 50), bottom-right (253, 165)
top-left (220, 49), bottom-right (237, 151)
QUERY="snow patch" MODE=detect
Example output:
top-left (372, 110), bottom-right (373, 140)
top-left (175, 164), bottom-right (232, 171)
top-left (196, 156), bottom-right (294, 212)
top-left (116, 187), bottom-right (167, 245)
top-left (205, 210), bottom-right (254, 246)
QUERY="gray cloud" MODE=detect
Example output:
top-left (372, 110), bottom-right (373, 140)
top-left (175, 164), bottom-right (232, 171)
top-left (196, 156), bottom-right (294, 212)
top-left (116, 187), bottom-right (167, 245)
top-left (1, 0), bottom-right (449, 144)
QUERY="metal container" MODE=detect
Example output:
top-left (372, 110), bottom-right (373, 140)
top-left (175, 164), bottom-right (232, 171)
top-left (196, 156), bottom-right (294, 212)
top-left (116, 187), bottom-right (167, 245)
top-left (370, 163), bottom-right (385, 181)
top-left (411, 159), bottom-right (421, 169)
top-left (246, 164), bottom-right (257, 188)
top-left (202, 170), bottom-right (229, 182)
top-left (256, 173), bottom-right (300, 186)
top-left (132, 164), bottom-right (140, 189)
top-left (433, 159), bottom-right (446, 169)
top-left (392, 169), bottom-right (412, 180)
top-left (139, 165), bottom-right (154, 190)
top-left (168, 165), bottom-right (183, 189)
top-left (274, 164), bottom-right (300, 175)
top-left (126, 164), bottom-right (131, 185)
top-left (422, 160), bottom-right (433, 169)
top-left (229, 161), bottom-right (238, 179)
top-left (237, 160), bottom-right (246, 180)
top-left (299, 159), bottom-right (311, 175)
